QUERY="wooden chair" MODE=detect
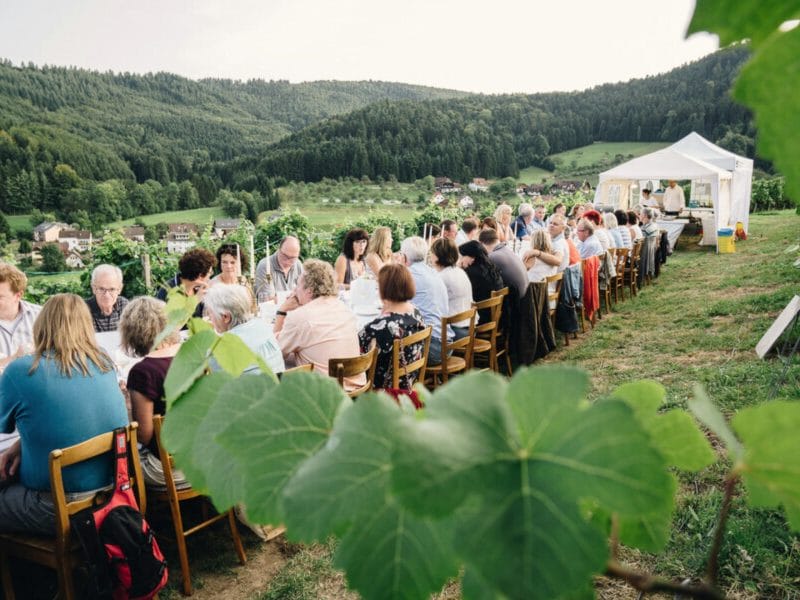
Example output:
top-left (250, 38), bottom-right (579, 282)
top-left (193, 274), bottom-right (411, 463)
top-left (544, 272), bottom-right (564, 343)
top-left (598, 251), bottom-right (613, 317)
top-left (391, 326), bottom-right (432, 389)
top-left (151, 415), bottom-right (246, 596)
top-left (328, 346), bottom-right (378, 398)
top-left (281, 363), bottom-right (314, 375)
top-left (471, 295), bottom-right (504, 372)
top-left (0, 424), bottom-right (146, 600)
top-left (626, 240), bottom-right (643, 297)
top-left (613, 247), bottom-right (630, 303)
top-left (490, 287), bottom-right (513, 376)
top-left (426, 307), bottom-right (477, 389)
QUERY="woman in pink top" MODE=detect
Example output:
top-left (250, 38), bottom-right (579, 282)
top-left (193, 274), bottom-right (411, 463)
top-left (274, 259), bottom-right (365, 390)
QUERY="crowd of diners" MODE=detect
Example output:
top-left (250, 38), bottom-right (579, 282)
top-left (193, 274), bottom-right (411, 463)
top-left (0, 200), bottom-right (662, 539)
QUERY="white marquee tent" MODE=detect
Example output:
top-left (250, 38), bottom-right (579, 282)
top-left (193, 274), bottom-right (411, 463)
top-left (593, 132), bottom-right (753, 247)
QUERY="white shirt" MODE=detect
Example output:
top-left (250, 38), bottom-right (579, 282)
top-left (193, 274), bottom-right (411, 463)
top-left (437, 266), bottom-right (474, 327)
top-left (663, 185), bottom-right (685, 213)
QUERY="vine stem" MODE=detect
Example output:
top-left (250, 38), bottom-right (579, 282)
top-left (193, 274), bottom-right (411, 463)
top-left (605, 561), bottom-right (725, 600)
top-left (707, 474), bottom-right (739, 586)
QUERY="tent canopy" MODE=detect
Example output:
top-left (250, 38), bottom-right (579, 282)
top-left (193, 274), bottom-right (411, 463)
top-left (593, 132), bottom-right (753, 247)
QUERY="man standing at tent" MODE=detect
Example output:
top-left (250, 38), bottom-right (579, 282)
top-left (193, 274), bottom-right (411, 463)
top-left (663, 180), bottom-right (685, 216)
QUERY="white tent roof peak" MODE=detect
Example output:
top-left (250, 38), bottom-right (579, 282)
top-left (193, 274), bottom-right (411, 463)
top-left (669, 132), bottom-right (754, 170)
top-left (598, 147), bottom-right (731, 183)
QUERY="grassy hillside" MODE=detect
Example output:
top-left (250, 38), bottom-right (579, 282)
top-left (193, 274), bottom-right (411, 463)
top-left (519, 141), bottom-right (670, 185)
top-left (109, 206), bottom-right (225, 228)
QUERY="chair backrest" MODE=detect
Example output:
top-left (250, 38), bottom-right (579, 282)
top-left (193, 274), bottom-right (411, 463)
top-left (392, 326), bottom-right (432, 389)
top-left (49, 423), bottom-right (145, 549)
top-left (491, 287), bottom-right (510, 300)
top-left (282, 363), bottom-right (314, 375)
top-left (545, 272), bottom-right (563, 309)
top-left (614, 247), bottom-right (629, 277)
top-left (441, 307), bottom-right (477, 365)
top-left (631, 239), bottom-right (643, 262)
top-left (328, 346), bottom-right (378, 398)
top-left (473, 295), bottom-right (504, 337)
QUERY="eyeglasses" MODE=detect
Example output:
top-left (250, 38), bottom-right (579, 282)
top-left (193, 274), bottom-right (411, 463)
top-left (94, 287), bottom-right (119, 295)
top-left (279, 250), bottom-right (300, 262)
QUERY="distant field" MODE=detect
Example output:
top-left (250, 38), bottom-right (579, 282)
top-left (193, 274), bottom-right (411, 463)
top-left (518, 141), bottom-right (670, 186)
top-left (7, 214), bottom-right (31, 233)
top-left (109, 206), bottom-right (225, 228)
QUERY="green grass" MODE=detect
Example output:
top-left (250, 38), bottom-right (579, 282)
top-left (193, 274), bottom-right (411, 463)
top-left (275, 203), bottom-right (418, 230)
top-left (109, 206), bottom-right (226, 228)
top-left (519, 141), bottom-right (671, 186)
top-left (7, 213), bottom-right (32, 233)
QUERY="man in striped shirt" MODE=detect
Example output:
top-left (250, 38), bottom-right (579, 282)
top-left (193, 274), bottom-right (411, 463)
top-left (85, 264), bottom-right (129, 332)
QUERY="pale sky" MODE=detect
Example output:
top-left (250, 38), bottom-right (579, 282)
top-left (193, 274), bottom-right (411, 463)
top-left (0, 0), bottom-right (718, 94)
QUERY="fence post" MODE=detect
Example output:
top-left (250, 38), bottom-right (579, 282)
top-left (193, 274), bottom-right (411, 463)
top-left (141, 254), bottom-right (152, 290)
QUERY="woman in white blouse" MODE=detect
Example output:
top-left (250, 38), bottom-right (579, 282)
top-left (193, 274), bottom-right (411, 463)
top-left (430, 238), bottom-right (474, 339)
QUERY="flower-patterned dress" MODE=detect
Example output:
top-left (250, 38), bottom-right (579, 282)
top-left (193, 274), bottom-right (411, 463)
top-left (358, 308), bottom-right (426, 390)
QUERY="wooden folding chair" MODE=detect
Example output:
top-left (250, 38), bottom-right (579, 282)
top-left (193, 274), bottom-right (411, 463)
top-left (471, 295), bottom-right (504, 372)
top-left (328, 346), bottom-right (378, 398)
top-left (613, 247), bottom-right (629, 303)
top-left (490, 287), bottom-right (513, 375)
top-left (391, 326), bottom-right (432, 389)
top-left (281, 363), bottom-right (314, 375)
top-left (626, 240), bottom-right (643, 297)
top-left (0, 424), bottom-right (146, 600)
top-left (151, 415), bottom-right (246, 596)
top-left (545, 272), bottom-right (563, 341)
top-left (426, 307), bottom-right (477, 389)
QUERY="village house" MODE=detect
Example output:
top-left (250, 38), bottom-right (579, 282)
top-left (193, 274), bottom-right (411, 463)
top-left (122, 226), bottom-right (145, 242)
top-left (213, 218), bottom-right (241, 238)
top-left (166, 223), bottom-right (199, 254)
top-left (434, 177), bottom-right (462, 194)
top-left (430, 192), bottom-right (446, 207)
top-left (58, 229), bottom-right (92, 252)
top-left (468, 178), bottom-right (490, 193)
top-left (33, 222), bottom-right (69, 242)
top-left (459, 195), bottom-right (474, 209)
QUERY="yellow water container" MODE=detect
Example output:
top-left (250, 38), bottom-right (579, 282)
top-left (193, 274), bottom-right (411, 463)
top-left (717, 228), bottom-right (735, 253)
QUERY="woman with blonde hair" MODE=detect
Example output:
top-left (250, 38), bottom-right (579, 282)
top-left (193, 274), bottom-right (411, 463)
top-left (493, 204), bottom-right (514, 242)
top-left (0, 294), bottom-right (128, 534)
top-left (523, 229), bottom-right (558, 282)
top-left (119, 296), bottom-right (186, 489)
top-left (364, 226), bottom-right (394, 277)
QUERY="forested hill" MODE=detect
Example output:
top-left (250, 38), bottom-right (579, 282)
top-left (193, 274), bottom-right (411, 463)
top-left (0, 60), bottom-right (466, 185)
top-left (251, 46), bottom-right (753, 183)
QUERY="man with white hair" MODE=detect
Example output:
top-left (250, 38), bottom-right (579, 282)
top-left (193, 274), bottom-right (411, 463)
top-left (513, 204), bottom-right (534, 240)
top-left (203, 284), bottom-right (285, 375)
top-left (399, 236), bottom-right (452, 366)
top-left (531, 204), bottom-right (547, 230)
top-left (86, 264), bottom-right (129, 332)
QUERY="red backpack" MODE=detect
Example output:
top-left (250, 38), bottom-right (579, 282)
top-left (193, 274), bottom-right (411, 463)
top-left (71, 428), bottom-right (169, 599)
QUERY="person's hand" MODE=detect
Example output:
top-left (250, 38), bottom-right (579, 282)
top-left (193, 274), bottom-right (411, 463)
top-left (279, 293), bottom-right (301, 313)
top-left (0, 439), bottom-right (21, 481)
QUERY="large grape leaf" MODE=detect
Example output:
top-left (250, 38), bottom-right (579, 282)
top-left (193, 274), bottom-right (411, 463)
top-left (161, 372), bottom-right (230, 492)
top-left (163, 329), bottom-right (217, 408)
top-left (216, 371), bottom-right (350, 525)
top-left (734, 26), bottom-right (800, 205)
top-left (284, 393), bottom-right (459, 600)
top-left (688, 1), bottom-right (800, 205)
top-left (732, 401), bottom-right (800, 530)
top-left (612, 381), bottom-right (715, 472)
top-left (688, 385), bottom-right (744, 462)
top-left (688, 1), bottom-right (800, 46)
top-left (393, 367), bottom-right (674, 600)
top-left (211, 332), bottom-right (268, 378)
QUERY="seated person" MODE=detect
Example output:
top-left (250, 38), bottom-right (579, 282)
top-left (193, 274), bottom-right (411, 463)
top-left (119, 297), bottom-right (186, 489)
top-left (399, 236), bottom-right (452, 366)
top-left (212, 243), bottom-right (248, 286)
top-left (203, 284), bottom-right (285, 375)
top-left (364, 227), bottom-right (394, 277)
top-left (523, 230), bottom-right (558, 282)
top-left (155, 248), bottom-right (216, 318)
top-left (359, 264), bottom-right (426, 391)
top-left (0, 294), bottom-right (128, 534)
top-left (575, 219), bottom-right (604, 259)
top-left (457, 241), bottom-right (504, 325)
top-left (274, 259), bottom-right (365, 390)
top-left (86, 264), bottom-right (129, 332)
top-left (430, 238), bottom-right (474, 339)
top-left (334, 228), bottom-right (369, 288)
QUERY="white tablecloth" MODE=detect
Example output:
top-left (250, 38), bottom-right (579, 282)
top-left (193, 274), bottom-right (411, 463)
top-left (656, 219), bottom-right (689, 251)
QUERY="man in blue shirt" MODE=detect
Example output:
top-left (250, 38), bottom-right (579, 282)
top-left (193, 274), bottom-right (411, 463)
top-left (399, 236), bottom-right (453, 365)
top-left (576, 219), bottom-right (604, 259)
